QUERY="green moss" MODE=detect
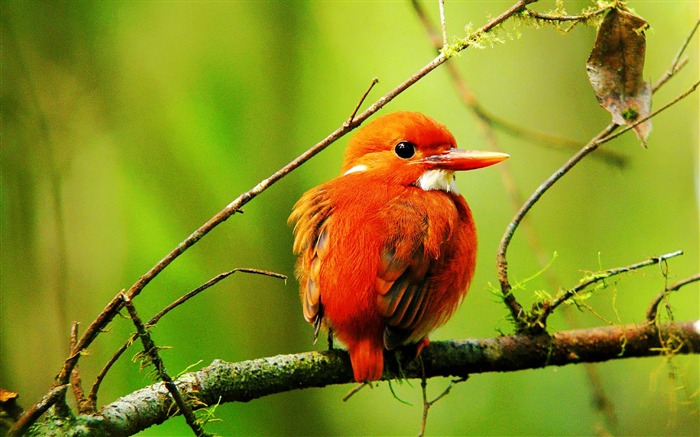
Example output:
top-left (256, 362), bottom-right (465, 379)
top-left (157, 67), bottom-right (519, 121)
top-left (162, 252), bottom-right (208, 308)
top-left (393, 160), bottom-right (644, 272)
top-left (622, 107), bottom-right (639, 121)
top-left (27, 408), bottom-right (105, 437)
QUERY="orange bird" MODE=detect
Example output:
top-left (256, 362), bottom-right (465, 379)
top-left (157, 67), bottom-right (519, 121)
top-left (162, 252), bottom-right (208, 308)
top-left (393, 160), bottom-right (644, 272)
top-left (290, 112), bottom-right (508, 382)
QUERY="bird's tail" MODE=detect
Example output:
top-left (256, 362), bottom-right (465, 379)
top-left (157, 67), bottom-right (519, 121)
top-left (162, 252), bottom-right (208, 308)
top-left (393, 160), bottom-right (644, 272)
top-left (348, 338), bottom-right (384, 382)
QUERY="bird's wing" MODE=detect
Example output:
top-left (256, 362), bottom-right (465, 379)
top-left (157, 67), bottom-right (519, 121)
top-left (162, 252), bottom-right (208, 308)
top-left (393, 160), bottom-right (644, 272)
top-left (375, 196), bottom-right (454, 350)
top-left (289, 186), bottom-right (334, 339)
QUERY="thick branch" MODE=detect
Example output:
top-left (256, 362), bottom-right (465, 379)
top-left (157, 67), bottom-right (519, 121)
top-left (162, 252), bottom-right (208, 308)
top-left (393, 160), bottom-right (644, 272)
top-left (97, 321), bottom-right (699, 435)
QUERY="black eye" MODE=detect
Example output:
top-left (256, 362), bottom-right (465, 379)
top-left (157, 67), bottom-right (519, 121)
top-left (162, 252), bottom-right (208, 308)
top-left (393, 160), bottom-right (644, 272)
top-left (394, 141), bottom-right (416, 159)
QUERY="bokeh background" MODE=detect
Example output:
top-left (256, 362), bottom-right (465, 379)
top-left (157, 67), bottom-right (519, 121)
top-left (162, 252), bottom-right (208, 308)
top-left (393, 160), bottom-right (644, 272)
top-left (2, 1), bottom-right (698, 435)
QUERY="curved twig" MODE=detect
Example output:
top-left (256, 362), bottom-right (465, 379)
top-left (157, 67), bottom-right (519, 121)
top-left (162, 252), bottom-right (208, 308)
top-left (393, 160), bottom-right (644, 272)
top-left (647, 273), bottom-right (700, 322)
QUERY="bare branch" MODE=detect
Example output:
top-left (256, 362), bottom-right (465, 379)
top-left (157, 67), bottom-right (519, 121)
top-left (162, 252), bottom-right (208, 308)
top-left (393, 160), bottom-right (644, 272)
top-left (69, 323), bottom-right (90, 415)
top-left (87, 337), bottom-right (131, 413)
top-left (150, 268), bottom-right (286, 327)
top-left (653, 19), bottom-right (699, 91)
top-left (438, 0), bottom-right (448, 47)
top-left (347, 77), bottom-right (379, 124)
top-left (647, 273), bottom-right (700, 322)
top-left (419, 359), bottom-right (466, 437)
top-left (597, 80), bottom-right (700, 145)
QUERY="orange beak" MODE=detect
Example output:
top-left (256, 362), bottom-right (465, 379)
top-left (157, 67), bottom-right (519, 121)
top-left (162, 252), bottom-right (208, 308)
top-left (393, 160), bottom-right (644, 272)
top-left (420, 149), bottom-right (509, 171)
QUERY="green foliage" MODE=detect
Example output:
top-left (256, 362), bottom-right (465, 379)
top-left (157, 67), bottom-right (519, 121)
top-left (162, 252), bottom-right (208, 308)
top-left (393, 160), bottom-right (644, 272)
top-left (176, 360), bottom-right (204, 379)
top-left (194, 396), bottom-right (223, 430)
top-left (451, 22), bottom-right (512, 53)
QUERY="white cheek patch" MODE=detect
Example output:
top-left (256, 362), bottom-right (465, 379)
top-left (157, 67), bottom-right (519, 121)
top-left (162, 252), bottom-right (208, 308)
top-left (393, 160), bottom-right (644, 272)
top-left (343, 164), bottom-right (368, 175)
top-left (416, 169), bottom-right (459, 193)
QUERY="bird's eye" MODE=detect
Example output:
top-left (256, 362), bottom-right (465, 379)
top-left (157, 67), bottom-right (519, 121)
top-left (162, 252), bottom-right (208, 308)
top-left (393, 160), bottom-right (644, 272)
top-left (394, 141), bottom-right (416, 159)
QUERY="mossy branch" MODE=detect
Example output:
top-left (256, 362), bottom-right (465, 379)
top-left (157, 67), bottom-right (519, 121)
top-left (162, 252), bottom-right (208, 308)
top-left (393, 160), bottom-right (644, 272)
top-left (80, 321), bottom-right (698, 435)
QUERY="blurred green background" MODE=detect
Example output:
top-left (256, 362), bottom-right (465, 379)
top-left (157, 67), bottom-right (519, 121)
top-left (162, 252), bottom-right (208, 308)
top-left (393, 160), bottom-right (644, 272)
top-left (2, 1), bottom-right (698, 435)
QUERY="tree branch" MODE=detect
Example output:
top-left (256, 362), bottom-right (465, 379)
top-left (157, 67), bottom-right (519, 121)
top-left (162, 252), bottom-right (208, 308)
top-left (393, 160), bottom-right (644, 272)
top-left (95, 321), bottom-right (699, 435)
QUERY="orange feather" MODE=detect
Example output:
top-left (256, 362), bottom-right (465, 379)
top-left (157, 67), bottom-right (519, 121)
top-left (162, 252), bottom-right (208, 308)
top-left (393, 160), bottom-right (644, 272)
top-left (290, 112), bottom-right (508, 382)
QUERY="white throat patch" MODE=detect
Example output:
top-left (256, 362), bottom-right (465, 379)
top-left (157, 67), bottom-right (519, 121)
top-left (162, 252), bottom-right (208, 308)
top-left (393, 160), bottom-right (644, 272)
top-left (343, 164), bottom-right (368, 176)
top-left (416, 169), bottom-right (458, 193)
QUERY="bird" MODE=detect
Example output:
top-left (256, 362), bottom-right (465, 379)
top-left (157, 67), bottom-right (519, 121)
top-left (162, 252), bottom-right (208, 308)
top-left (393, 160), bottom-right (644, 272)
top-left (289, 111), bottom-right (508, 382)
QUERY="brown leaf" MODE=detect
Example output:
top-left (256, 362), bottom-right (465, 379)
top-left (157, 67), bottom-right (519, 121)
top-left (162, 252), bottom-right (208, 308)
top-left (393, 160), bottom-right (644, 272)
top-left (587, 8), bottom-right (652, 146)
top-left (0, 387), bottom-right (23, 423)
top-left (0, 388), bottom-right (19, 403)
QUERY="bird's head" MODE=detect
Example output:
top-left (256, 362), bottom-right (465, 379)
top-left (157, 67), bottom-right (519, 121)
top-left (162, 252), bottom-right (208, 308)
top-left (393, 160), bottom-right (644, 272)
top-left (340, 112), bottom-right (508, 192)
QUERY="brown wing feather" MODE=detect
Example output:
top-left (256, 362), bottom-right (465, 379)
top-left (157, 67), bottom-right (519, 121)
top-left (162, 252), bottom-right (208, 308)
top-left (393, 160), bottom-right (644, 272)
top-left (289, 186), bottom-right (334, 336)
top-left (375, 196), bottom-right (455, 350)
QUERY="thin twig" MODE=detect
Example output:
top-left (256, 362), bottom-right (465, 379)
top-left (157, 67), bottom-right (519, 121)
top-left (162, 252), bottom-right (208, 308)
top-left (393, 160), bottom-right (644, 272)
top-left (69, 322), bottom-right (90, 414)
top-left (653, 19), bottom-right (699, 92)
top-left (342, 382), bottom-right (371, 402)
top-left (121, 293), bottom-right (208, 437)
top-left (497, 120), bottom-right (617, 329)
top-left (671, 19), bottom-right (699, 70)
top-left (647, 273), bottom-right (700, 322)
top-left (653, 58), bottom-right (690, 93)
top-left (7, 385), bottom-right (69, 437)
top-left (418, 358), bottom-right (467, 437)
top-left (419, 361), bottom-right (429, 437)
top-left (12, 3), bottom-right (536, 433)
top-left (535, 251), bottom-right (685, 329)
top-left (87, 336), bottom-right (132, 412)
top-left (524, 6), bottom-right (609, 22)
top-left (597, 80), bottom-right (700, 145)
top-left (88, 268), bottom-right (286, 408)
top-left (151, 268), bottom-right (286, 325)
top-left (438, 0), bottom-right (448, 47)
top-left (347, 77), bottom-right (379, 125)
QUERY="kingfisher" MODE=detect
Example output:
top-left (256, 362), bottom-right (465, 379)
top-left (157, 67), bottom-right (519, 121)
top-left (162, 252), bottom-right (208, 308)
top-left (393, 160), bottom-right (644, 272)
top-left (290, 111), bottom-right (508, 381)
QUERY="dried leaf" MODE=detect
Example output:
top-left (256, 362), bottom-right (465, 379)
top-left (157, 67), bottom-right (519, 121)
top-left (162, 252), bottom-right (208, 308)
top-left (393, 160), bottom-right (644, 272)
top-left (587, 8), bottom-right (652, 146)
top-left (0, 387), bottom-right (22, 422)
top-left (0, 388), bottom-right (19, 403)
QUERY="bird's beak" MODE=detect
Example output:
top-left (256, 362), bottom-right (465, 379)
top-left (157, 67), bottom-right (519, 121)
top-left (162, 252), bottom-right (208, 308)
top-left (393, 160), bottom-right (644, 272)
top-left (420, 149), bottom-right (509, 171)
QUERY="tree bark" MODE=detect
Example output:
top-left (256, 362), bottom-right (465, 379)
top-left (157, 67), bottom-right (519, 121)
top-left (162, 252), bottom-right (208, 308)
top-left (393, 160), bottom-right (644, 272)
top-left (95, 320), bottom-right (699, 435)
